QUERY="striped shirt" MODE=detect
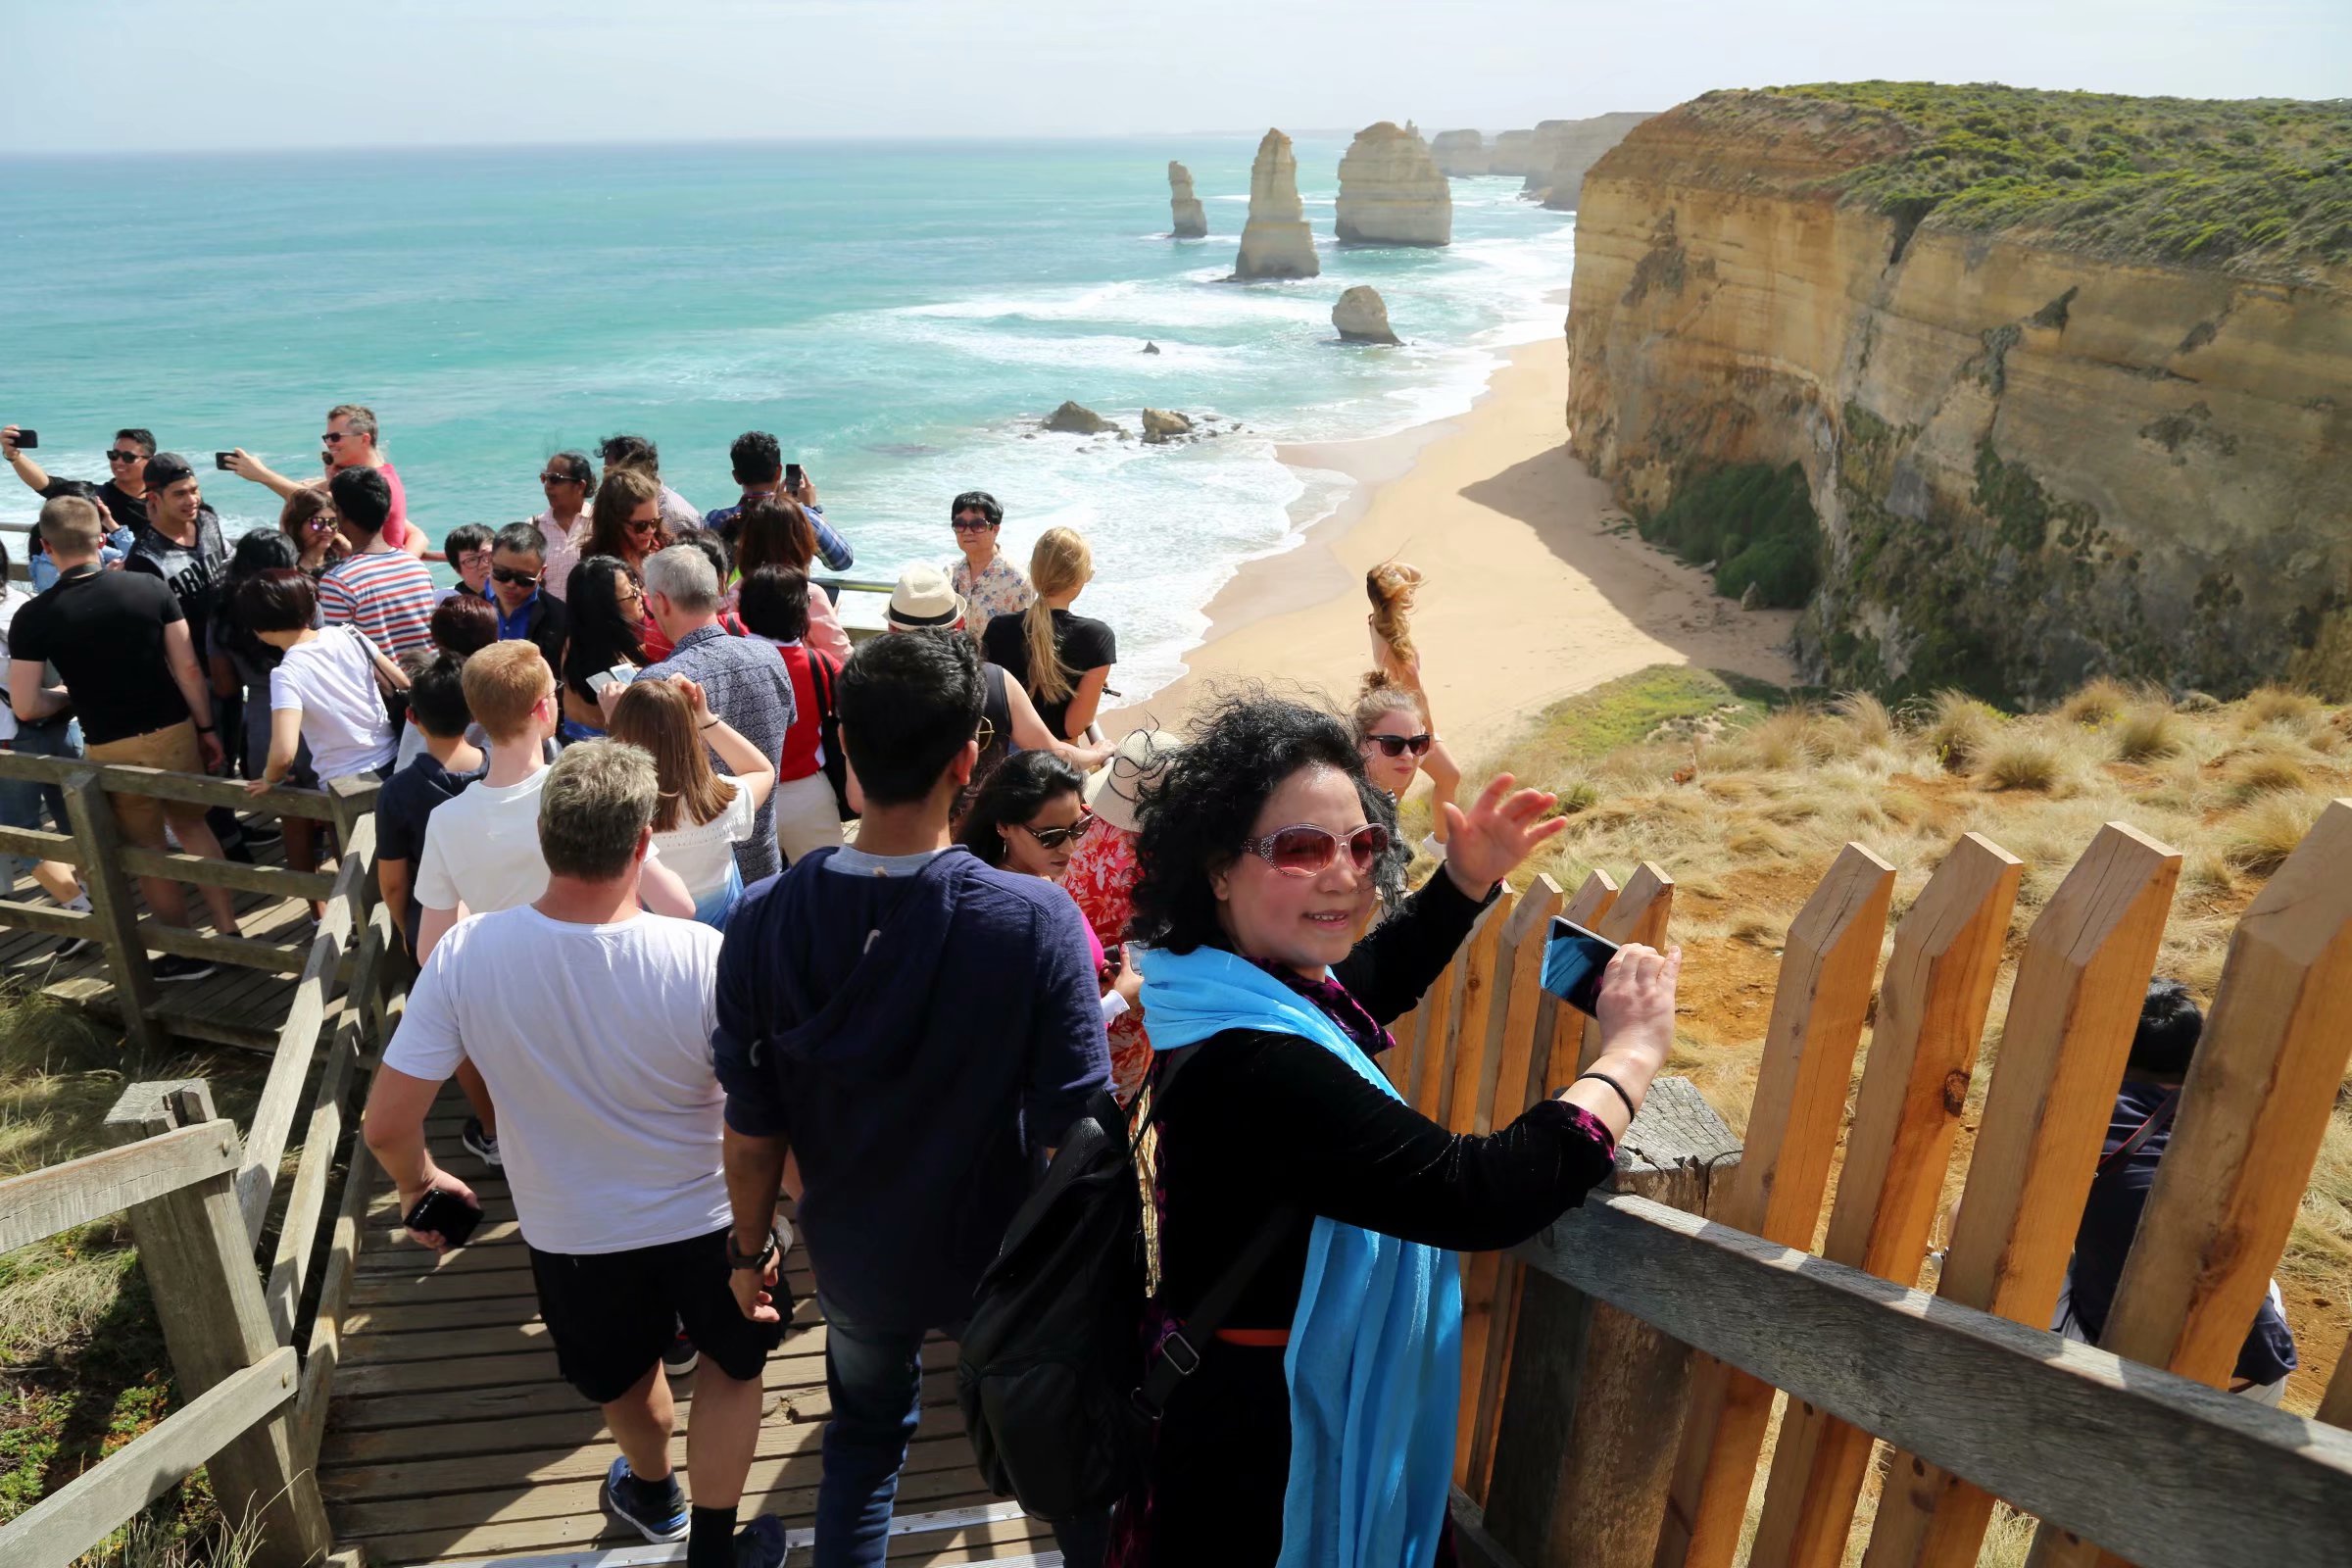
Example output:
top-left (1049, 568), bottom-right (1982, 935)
top-left (318, 550), bottom-right (438, 658)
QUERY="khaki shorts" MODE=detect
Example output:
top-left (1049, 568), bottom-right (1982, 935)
top-left (86, 721), bottom-right (202, 848)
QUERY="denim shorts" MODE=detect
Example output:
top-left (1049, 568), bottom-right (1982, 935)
top-left (0, 717), bottom-right (84, 882)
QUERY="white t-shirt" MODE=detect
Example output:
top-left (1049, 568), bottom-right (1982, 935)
top-left (384, 905), bottom-right (727, 1253)
top-left (652, 778), bottom-right (756, 901)
top-left (0, 586), bottom-right (27, 745)
top-left (416, 767), bottom-right (551, 916)
top-left (270, 629), bottom-right (395, 782)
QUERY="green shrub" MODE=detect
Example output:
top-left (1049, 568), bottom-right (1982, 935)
top-left (1639, 462), bottom-right (1822, 609)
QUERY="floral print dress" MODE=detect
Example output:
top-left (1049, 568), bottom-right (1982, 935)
top-left (1063, 823), bottom-right (1152, 1105)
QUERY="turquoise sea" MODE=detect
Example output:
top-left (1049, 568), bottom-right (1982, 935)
top-left (0, 137), bottom-right (1573, 700)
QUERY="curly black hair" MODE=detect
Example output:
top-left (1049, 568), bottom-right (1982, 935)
top-left (1127, 689), bottom-right (1405, 955)
top-left (956, 749), bottom-right (1087, 868)
top-left (2129, 978), bottom-right (2204, 1079)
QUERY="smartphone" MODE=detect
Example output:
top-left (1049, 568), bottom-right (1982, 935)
top-left (784, 463), bottom-right (804, 490)
top-left (11, 430), bottom-right (35, 450)
top-left (404, 1187), bottom-right (483, 1249)
top-left (1541, 917), bottom-right (1619, 1018)
top-left (215, 452), bottom-right (236, 470)
top-left (586, 664), bottom-right (639, 697)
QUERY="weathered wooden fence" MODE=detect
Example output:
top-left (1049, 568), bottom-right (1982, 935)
top-left (1406, 808), bottom-right (2352, 1568)
top-left (0, 769), bottom-right (402, 1568)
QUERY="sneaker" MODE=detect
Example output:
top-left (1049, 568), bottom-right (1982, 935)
top-left (461, 1117), bottom-right (503, 1169)
top-left (662, 1330), bottom-right (699, 1379)
top-left (53, 934), bottom-right (94, 961)
top-left (600, 1456), bottom-right (688, 1544)
top-left (242, 819), bottom-right (283, 847)
top-left (734, 1516), bottom-right (787, 1568)
top-left (151, 954), bottom-right (218, 984)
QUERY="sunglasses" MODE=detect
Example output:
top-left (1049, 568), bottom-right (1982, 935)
top-left (625, 517), bottom-right (661, 535)
top-left (951, 517), bottom-right (995, 533)
top-left (491, 565), bottom-right (540, 587)
top-left (1363, 731), bottom-right (1435, 760)
top-left (1238, 821), bottom-right (1392, 878)
top-left (303, 517), bottom-right (336, 532)
top-left (107, 450), bottom-right (141, 465)
top-left (539, 471), bottom-right (579, 485)
top-left (320, 431), bottom-right (349, 444)
top-left (1021, 812), bottom-right (1098, 850)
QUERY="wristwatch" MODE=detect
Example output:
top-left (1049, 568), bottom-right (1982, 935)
top-left (727, 1229), bottom-right (780, 1272)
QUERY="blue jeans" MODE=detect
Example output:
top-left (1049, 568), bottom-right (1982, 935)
top-left (0, 717), bottom-right (84, 883)
top-left (814, 1300), bottom-right (1108, 1568)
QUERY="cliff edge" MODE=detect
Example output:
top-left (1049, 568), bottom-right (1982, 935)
top-left (1336, 122), bottom-right (1452, 246)
top-left (1522, 111), bottom-right (1656, 210)
top-left (1567, 83), bottom-right (2352, 704)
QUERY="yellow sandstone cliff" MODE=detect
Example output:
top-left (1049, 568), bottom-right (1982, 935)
top-left (1566, 88), bottom-right (2352, 702)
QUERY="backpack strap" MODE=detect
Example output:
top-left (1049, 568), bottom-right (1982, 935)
top-left (1131, 1037), bottom-right (1301, 1415)
top-left (2097, 1087), bottom-right (2181, 1176)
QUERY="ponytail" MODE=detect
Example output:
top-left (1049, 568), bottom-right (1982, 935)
top-left (1022, 527), bottom-right (1093, 707)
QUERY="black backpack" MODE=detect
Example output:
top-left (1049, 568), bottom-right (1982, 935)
top-left (808, 650), bottom-right (857, 822)
top-left (956, 1049), bottom-right (1293, 1522)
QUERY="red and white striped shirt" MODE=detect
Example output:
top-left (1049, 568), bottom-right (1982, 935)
top-left (318, 550), bottom-right (438, 658)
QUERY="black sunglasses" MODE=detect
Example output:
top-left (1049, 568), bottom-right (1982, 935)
top-left (951, 516), bottom-right (996, 533)
top-left (1021, 812), bottom-right (1098, 850)
top-left (106, 450), bottom-right (142, 464)
top-left (491, 566), bottom-right (541, 587)
top-left (1363, 732), bottom-right (1435, 759)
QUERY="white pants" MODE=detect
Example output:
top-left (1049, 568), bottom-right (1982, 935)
top-left (772, 771), bottom-right (846, 865)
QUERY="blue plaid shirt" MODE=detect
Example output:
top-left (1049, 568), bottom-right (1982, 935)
top-left (640, 622), bottom-right (799, 881)
top-left (704, 498), bottom-right (855, 573)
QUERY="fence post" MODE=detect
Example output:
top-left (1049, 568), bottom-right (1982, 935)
top-left (1482, 1077), bottom-right (1740, 1568)
top-left (1747, 832), bottom-right (2023, 1568)
top-left (62, 767), bottom-right (166, 1055)
top-left (104, 1079), bottom-right (334, 1568)
top-left (1657, 844), bottom-right (1895, 1568)
top-left (2026, 803), bottom-right (2352, 1568)
top-left (1446, 893), bottom-right (1516, 1490)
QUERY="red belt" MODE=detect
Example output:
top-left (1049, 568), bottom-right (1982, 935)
top-left (1213, 1328), bottom-right (1291, 1348)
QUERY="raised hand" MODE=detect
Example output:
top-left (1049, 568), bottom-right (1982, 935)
top-left (1441, 771), bottom-right (1568, 897)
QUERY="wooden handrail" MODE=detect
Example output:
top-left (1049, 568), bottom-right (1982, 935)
top-left (0, 1346), bottom-right (298, 1568)
top-left (0, 750), bottom-right (341, 818)
top-left (1519, 1195), bottom-right (2352, 1568)
top-left (0, 1120), bottom-right (240, 1251)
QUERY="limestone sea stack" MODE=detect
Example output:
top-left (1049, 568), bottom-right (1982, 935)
top-left (1523, 112), bottom-right (1658, 210)
top-left (1167, 161), bottom-right (1207, 239)
top-left (1489, 129), bottom-right (1537, 178)
top-left (1335, 122), bottom-right (1452, 246)
top-left (1233, 128), bottom-right (1320, 280)
top-left (1429, 129), bottom-right (1490, 176)
top-left (1333, 285), bottom-right (1400, 344)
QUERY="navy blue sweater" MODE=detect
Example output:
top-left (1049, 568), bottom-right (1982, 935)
top-left (713, 845), bottom-right (1110, 1331)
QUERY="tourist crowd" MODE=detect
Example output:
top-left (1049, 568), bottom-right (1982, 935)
top-left (1, 410), bottom-right (2279, 1568)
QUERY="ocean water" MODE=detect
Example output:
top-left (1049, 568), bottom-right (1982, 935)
top-left (0, 138), bottom-right (1572, 700)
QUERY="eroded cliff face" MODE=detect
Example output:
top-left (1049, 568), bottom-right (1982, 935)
top-left (1430, 129), bottom-right (1490, 176)
top-left (1168, 161), bottom-right (1207, 238)
top-left (1336, 122), bottom-right (1452, 246)
top-left (1567, 101), bottom-right (2352, 703)
top-left (1523, 112), bottom-right (1656, 210)
top-left (1235, 128), bottom-right (1320, 279)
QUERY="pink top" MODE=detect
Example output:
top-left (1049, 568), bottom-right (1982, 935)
top-left (723, 575), bottom-right (852, 665)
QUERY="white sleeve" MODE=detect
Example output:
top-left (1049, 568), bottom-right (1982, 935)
top-left (415, 811), bottom-right (459, 910)
top-left (381, 933), bottom-right (468, 1081)
top-left (1099, 989), bottom-right (1130, 1025)
top-left (727, 783), bottom-right (756, 843)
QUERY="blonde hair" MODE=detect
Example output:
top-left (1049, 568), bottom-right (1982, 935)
top-left (1366, 561), bottom-right (1423, 670)
top-left (461, 641), bottom-right (554, 743)
top-left (1353, 676), bottom-right (1425, 738)
top-left (609, 678), bottom-right (739, 834)
top-left (1022, 527), bottom-right (1095, 706)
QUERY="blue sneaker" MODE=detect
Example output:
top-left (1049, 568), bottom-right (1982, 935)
top-left (600, 1455), bottom-right (688, 1544)
top-left (734, 1516), bottom-right (788, 1568)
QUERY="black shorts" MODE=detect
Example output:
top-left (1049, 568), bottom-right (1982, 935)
top-left (528, 1227), bottom-right (787, 1404)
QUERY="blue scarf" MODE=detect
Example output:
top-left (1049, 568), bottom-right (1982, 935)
top-left (1142, 944), bottom-right (1461, 1568)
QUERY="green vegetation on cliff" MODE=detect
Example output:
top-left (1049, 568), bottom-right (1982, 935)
top-left (1700, 82), bottom-right (2352, 273)
top-left (1637, 462), bottom-right (1822, 609)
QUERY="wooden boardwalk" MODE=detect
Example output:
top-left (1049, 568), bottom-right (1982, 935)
top-left (320, 1093), bottom-right (1060, 1567)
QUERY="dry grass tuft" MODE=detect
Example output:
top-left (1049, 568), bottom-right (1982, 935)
top-left (2223, 792), bottom-right (2329, 876)
top-left (1830, 691), bottom-right (1895, 751)
top-left (2112, 701), bottom-right (2185, 762)
top-left (2241, 685), bottom-right (2323, 731)
top-left (2224, 749), bottom-right (2314, 802)
top-left (1977, 728), bottom-right (2076, 793)
top-left (1925, 690), bottom-right (2002, 771)
top-left (2058, 676), bottom-right (2135, 727)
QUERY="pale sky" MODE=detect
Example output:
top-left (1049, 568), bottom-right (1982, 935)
top-left (7, 0), bottom-right (2346, 153)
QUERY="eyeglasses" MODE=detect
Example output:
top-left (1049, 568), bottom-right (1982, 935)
top-left (1363, 732), bottom-right (1435, 760)
top-left (304, 517), bottom-right (337, 532)
top-left (320, 432), bottom-right (348, 444)
top-left (625, 518), bottom-right (661, 536)
top-left (539, 471), bottom-right (577, 485)
top-left (1021, 812), bottom-right (1098, 850)
top-left (107, 450), bottom-right (141, 465)
top-left (491, 565), bottom-right (540, 587)
top-left (951, 517), bottom-right (995, 533)
top-left (1237, 821), bottom-right (1392, 878)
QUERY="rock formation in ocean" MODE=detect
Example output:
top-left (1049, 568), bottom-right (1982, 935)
top-left (1142, 341), bottom-right (1160, 355)
top-left (1167, 161), bottom-right (1207, 239)
top-left (1043, 401), bottom-right (1121, 436)
top-left (1140, 409), bottom-right (1195, 444)
top-left (1233, 129), bottom-right (1320, 280)
top-left (1333, 286), bottom-right (1400, 344)
top-left (1521, 112), bottom-right (1656, 210)
top-left (1489, 129), bottom-right (1537, 178)
top-left (1567, 85), bottom-right (2352, 704)
top-left (1334, 122), bottom-right (1452, 246)
top-left (1429, 129), bottom-right (1490, 176)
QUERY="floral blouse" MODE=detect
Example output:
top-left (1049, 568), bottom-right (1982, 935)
top-left (951, 552), bottom-right (1035, 645)
top-left (1063, 823), bottom-right (1152, 1106)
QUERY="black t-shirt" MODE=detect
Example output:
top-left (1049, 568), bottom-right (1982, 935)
top-left (9, 567), bottom-right (194, 745)
top-left (375, 753), bottom-right (487, 955)
top-left (35, 477), bottom-right (148, 537)
top-left (123, 509), bottom-right (229, 653)
top-left (980, 608), bottom-right (1116, 741)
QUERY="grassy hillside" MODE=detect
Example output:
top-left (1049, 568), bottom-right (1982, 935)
top-left (1444, 666), bottom-right (2351, 1425)
top-left (1688, 82), bottom-right (2352, 274)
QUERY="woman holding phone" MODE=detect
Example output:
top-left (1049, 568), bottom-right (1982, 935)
top-left (556, 556), bottom-right (649, 741)
top-left (1119, 692), bottom-right (1678, 1567)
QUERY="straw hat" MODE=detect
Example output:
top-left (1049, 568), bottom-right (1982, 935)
top-left (886, 563), bottom-right (965, 629)
top-left (1085, 729), bottom-right (1181, 835)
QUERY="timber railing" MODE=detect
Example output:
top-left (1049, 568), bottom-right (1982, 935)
top-left (0, 767), bottom-right (403, 1568)
top-left (1398, 810), bottom-right (2352, 1568)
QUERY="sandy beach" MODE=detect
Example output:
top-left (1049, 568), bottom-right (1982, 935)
top-left (1108, 331), bottom-right (1799, 762)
